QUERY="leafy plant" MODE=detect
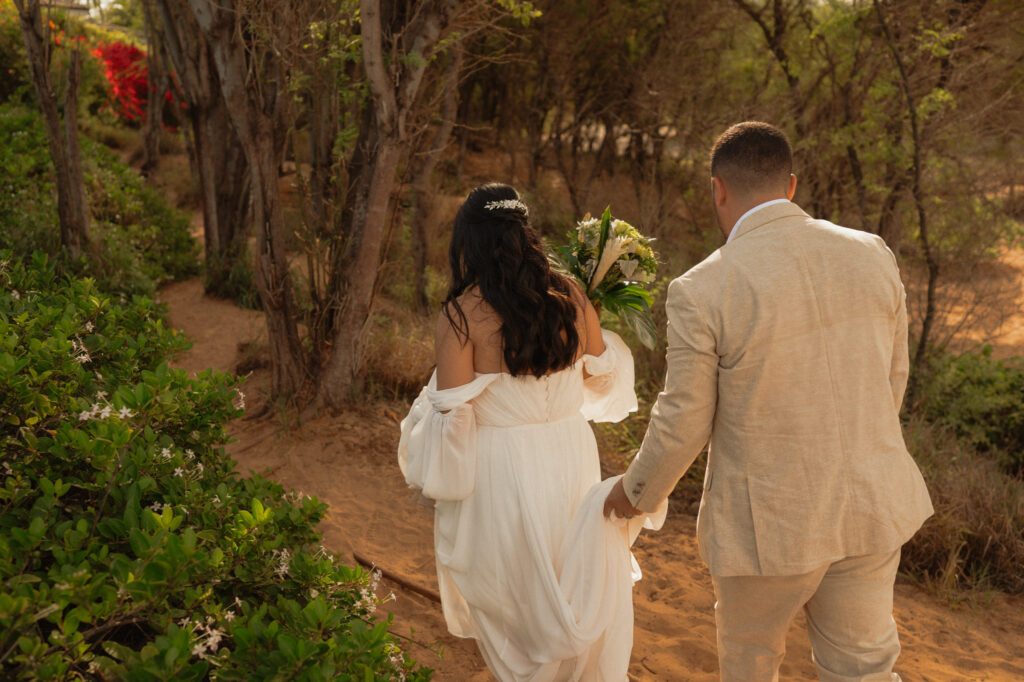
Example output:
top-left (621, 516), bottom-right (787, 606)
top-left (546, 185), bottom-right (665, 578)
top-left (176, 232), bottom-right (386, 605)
top-left (915, 346), bottom-right (1024, 476)
top-left (0, 252), bottom-right (431, 680)
top-left (0, 103), bottom-right (199, 295)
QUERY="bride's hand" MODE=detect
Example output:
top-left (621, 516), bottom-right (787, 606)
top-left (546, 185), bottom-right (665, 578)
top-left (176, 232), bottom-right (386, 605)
top-left (603, 478), bottom-right (641, 519)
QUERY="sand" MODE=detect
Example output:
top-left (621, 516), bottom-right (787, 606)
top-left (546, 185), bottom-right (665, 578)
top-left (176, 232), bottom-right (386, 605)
top-left (159, 275), bottom-right (1024, 681)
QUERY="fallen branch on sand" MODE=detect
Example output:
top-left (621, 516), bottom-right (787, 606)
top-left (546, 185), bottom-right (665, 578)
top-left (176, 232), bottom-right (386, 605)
top-left (354, 551), bottom-right (442, 604)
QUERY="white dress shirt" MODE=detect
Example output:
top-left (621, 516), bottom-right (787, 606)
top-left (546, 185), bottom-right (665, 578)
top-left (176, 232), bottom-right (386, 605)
top-left (726, 198), bottom-right (790, 244)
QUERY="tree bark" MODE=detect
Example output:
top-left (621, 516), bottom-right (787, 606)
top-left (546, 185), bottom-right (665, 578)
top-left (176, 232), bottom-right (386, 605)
top-left (874, 0), bottom-right (938, 407)
top-left (150, 0), bottom-right (251, 296)
top-left (15, 0), bottom-right (90, 258)
top-left (410, 46), bottom-right (462, 315)
top-left (140, 0), bottom-right (168, 174)
top-left (188, 0), bottom-right (307, 398)
top-left (318, 0), bottom-right (459, 405)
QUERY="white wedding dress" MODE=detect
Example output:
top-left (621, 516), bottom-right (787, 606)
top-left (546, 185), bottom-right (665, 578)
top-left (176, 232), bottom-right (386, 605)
top-left (398, 330), bottom-right (666, 682)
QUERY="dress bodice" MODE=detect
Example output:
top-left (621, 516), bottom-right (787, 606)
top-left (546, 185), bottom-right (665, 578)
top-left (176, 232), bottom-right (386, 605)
top-left (472, 366), bottom-right (584, 427)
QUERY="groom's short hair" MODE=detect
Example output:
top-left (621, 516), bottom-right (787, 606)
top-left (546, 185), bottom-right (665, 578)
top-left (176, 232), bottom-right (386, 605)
top-left (711, 122), bottom-right (792, 195)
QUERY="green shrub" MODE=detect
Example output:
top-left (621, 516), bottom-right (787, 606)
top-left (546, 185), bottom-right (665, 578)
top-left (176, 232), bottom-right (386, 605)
top-left (0, 252), bottom-right (431, 680)
top-left (916, 346), bottom-right (1024, 475)
top-left (0, 103), bottom-right (199, 295)
top-left (0, 1), bottom-right (30, 103)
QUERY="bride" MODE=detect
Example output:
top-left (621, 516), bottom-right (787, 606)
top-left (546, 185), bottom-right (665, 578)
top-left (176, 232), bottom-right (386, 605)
top-left (399, 183), bottom-right (664, 681)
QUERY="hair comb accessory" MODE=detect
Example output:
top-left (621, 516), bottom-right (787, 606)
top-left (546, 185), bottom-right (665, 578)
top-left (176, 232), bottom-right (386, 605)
top-left (484, 199), bottom-right (529, 215)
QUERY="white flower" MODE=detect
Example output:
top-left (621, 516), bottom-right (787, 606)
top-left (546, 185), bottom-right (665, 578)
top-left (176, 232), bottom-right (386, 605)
top-left (98, 406), bottom-right (111, 420)
top-left (185, 449), bottom-right (194, 459)
top-left (117, 406), bottom-right (133, 419)
top-left (149, 502), bottom-right (164, 512)
top-left (191, 641), bottom-right (208, 659)
top-left (196, 463), bottom-right (204, 475)
top-left (78, 410), bottom-right (92, 421)
top-left (272, 548), bottom-right (292, 578)
top-left (11, 290), bottom-right (20, 300)
top-left (83, 321), bottom-right (94, 333)
top-left (95, 391), bottom-right (107, 401)
top-left (174, 467), bottom-right (184, 477)
top-left (223, 610), bottom-right (235, 622)
top-left (588, 235), bottom-right (635, 291)
top-left (233, 390), bottom-right (246, 411)
top-left (617, 258), bottom-right (639, 279)
top-left (212, 495), bottom-right (222, 505)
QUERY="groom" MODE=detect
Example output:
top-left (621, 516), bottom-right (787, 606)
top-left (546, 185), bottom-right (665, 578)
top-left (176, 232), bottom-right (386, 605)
top-left (604, 121), bottom-right (933, 681)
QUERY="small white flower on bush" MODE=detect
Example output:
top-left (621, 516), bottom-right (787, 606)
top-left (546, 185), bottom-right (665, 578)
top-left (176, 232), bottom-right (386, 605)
top-left (161, 447), bottom-right (173, 460)
top-left (117, 406), bottom-right (133, 419)
top-left (233, 389), bottom-right (246, 411)
top-left (83, 321), bottom-right (94, 333)
top-left (271, 548), bottom-right (292, 578)
top-left (70, 337), bottom-right (91, 364)
top-left (174, 467), bottom-right (184, 477)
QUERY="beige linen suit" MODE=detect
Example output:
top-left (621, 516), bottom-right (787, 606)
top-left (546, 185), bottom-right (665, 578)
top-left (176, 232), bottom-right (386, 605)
top-left (622, 201), bottom-right (933, 679)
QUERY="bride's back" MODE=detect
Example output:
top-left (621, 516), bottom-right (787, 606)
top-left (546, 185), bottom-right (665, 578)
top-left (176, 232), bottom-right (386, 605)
top-left (455, 286), bottom-right (589, 376)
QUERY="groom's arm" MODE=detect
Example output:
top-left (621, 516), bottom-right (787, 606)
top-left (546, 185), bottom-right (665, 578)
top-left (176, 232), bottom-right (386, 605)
top-left (622, 275), bottom-right (719, 512)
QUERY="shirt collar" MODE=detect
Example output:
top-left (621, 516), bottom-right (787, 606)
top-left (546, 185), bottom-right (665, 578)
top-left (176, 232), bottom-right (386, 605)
top-left (726, 199), bottom-right (790, 244)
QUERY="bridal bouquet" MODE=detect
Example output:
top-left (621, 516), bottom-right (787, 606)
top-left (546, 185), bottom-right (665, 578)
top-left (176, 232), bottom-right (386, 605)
top-left (552, 207), bottom-right (659, 349)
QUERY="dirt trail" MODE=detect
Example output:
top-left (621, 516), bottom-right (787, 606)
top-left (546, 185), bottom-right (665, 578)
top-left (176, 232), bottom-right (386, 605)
top-left (160, 276), bottom-right (1024, 681)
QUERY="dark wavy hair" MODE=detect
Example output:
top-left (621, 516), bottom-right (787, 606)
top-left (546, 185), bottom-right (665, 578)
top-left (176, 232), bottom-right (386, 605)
top-left (443, 183), bottom-right (580, 378)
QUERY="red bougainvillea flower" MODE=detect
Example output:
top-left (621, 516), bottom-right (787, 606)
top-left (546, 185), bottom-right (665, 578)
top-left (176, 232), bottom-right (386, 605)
top-left (90, 41), bottom-right (148, 122)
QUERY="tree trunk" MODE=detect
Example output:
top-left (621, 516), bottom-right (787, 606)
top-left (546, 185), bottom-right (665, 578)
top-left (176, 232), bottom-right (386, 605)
top-left (410, 46), bottom-right (462, 315)
top-left (874, 0), bottom-right (938, 407)
top-left (140, 0), bottom-right (168, 174)
top-left (189, 0), bottom-right (307, 398)
top-left (63, 48), bottom-right (89, 246)
top-left (151, 0), bottom-right (251, 296)
top-left (15, 0), bottom-right (90, 258)
top-left (317, 0), bottom-right (458, 405)
top-left (320, 141), bottom-right (403, 403)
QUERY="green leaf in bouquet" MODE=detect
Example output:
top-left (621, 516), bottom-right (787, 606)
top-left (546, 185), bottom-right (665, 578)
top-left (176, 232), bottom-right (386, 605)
top-left (596, 206), bottom-right (612, 257)
top-left (619, 305), bottom-right (659, 350)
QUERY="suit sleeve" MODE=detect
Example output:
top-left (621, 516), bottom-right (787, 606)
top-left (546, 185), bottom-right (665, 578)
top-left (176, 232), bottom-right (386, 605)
top-left (889, 268), bottom-right (910, 412)
top-left (622, 276), bottom-right (719, 511)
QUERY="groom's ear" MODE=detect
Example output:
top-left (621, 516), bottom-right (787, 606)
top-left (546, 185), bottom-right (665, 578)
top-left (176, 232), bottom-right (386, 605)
top-left (787, 173), bottom-right (797, 200)
top-left (711, 176), bottom-right (727, 207)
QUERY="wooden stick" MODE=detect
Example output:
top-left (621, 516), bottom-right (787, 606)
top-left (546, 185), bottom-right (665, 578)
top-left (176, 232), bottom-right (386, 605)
top-left (353, 551), bottom-right (441, 604)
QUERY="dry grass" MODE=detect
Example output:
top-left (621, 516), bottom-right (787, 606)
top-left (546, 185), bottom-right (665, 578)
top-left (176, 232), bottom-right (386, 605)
top-left (901, 417), bottom-right (1024, 597)
top-left (363, 297), bottom-right (435, 401)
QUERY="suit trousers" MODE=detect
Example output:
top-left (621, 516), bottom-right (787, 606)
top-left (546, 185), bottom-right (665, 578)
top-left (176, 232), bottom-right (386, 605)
top-left (711, 548), bottom-right (903, 682)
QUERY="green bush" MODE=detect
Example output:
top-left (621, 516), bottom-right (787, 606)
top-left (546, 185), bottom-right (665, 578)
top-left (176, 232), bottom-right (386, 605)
top-left (0, 1), bottom-right (30, 103)
top-left (0, 252), bottom-right (431, 680)
top-left (916, 346), bottom-right (1024, 475)
top-left (0, 103), bottom-right (199, 295)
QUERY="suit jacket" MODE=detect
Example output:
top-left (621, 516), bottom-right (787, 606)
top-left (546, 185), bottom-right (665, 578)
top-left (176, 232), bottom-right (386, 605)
top-left (622, 201), bottom-right (934, 576)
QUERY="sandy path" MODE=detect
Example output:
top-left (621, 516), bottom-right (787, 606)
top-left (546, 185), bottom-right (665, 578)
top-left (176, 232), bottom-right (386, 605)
top-left (160, 277), bottom-right (1024, 681)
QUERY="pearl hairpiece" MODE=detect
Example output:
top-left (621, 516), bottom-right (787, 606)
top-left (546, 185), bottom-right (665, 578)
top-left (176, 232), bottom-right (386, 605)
top-left (484, 199), bottom-right (529, 215)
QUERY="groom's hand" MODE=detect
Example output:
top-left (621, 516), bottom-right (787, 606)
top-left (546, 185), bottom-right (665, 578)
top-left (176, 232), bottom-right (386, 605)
top-left (603, 479), bottom-right (642, 519)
